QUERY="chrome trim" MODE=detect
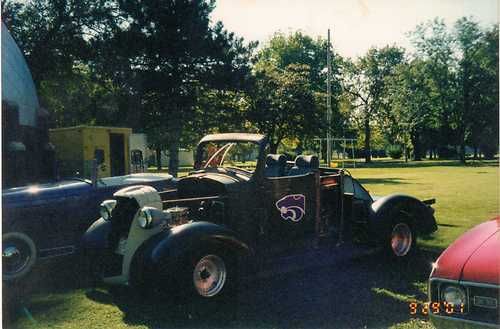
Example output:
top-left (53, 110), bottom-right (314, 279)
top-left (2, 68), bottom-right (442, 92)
top-left (429, 313), bottom-right (500, 328)
top-left (474, 296), bottom-right (498, 309)
top-left (38, 245), bottom-right (75, 259)
top-left (430, 277), bottom-right (500, 289)
top-left (461, 281), bottom-right (500, 289)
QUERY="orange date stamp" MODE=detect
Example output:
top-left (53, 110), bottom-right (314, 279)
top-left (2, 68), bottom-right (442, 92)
top-left (409, 302), bottom-right (465, 315)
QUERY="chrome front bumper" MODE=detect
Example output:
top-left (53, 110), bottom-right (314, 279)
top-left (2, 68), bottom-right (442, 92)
top-left (430, 314), bottom-right (500, 329)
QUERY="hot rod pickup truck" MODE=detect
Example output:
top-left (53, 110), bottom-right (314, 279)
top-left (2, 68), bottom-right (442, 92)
top-left (83, 133), bottom-right (437, 300)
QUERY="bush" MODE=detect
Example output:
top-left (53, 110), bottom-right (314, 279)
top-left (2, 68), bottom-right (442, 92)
top-left (387, 145), bottom-right (403, 159)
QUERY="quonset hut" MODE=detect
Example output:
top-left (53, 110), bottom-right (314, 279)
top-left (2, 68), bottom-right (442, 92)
top-left (2, 22), bottom-right (55, 187)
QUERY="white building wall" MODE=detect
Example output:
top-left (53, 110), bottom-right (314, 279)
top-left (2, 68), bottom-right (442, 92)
top-left (161, 149), bottom-right (194, 167)
top-left (1, 22), bottom-right (39, 127)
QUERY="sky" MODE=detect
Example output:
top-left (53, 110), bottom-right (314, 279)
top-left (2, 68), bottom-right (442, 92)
top-left (211, 0), bottom-right (499, 58)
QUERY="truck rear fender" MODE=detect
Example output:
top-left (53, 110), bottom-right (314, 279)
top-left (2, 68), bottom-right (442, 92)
top-left (369, 194), bottom-right (437, 236)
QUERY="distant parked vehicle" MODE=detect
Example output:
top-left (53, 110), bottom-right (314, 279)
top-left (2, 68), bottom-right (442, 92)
top-left (429, 217), bottom-right (499, 328)
top-left (2, 170), bottom-right (175, 282)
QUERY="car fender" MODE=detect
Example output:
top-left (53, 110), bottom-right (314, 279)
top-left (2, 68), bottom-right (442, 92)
top-left (369, 194), bottom-right (437, 236)
top-left (129, 221), bottom-right (251, 285)
top-left (81, 218), bottom-right (112, 249)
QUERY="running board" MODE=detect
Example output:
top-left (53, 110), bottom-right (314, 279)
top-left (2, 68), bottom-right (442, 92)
top-left (243, 243), bottom-right (379, 281)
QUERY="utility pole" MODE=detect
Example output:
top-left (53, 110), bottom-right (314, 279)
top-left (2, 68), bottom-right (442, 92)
top-left (326, 28), bottom-right (332, 167)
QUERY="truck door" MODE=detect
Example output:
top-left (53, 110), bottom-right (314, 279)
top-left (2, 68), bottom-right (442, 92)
top-left (262, 173), bottom-right (317, 248)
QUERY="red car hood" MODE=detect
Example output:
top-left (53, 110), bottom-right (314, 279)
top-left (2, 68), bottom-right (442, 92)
top-left (461, 230), bottom-right (500, 284)
top-left (432, 217), bottom-right (500, 284)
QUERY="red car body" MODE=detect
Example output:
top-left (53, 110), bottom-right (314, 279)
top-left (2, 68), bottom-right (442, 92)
top-left (429, 217), bottom-right (500, 328)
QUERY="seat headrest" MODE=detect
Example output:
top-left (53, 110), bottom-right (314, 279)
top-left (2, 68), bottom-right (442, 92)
top-left (294, 155), bottom-right (319, 169)
top-left (266, 154), bottom-right (286, 167)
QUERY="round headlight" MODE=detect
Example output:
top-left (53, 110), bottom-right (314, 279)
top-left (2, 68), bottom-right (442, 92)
top-left (99, 200), bottom-right (117, 220)
top-left (137, 207), bottom-right (154, 229)
top-left (442, 285), bottom-right (467, 305)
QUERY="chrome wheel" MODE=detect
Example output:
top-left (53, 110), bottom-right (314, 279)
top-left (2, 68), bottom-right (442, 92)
top-left (2, 232), bottom-right (37, 280)
top-left (193, 254), bottom-right (227, 297)
top-left (390, 223), bottom-right (413, 257)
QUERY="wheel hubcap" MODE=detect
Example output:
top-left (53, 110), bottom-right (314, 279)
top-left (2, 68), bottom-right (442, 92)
top-left (391, 223), bottom-right (413, 256)
top-left (193, 254), bottom-right (226, 297)
top-left (3, 243), bottom-right (31, 275)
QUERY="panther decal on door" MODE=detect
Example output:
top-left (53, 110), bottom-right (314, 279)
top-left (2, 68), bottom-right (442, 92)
top-left (275, 194), bottom-right (306, 222)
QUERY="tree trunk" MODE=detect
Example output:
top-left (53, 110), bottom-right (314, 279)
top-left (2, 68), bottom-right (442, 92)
top-left (411, 130), bottom-right (422, 161)
top-left (155, 148), bottom-right (162, 171)
top-left (364, 117), bottom-right (371, 163)
top-left (459, 141), bottom-right (466, 164)
top-left (269, 142), bottom-right (279, 154)
top-left (473, 146), bottom-right (478, 160)
top-left (168, 129), bottom-right (181, 177)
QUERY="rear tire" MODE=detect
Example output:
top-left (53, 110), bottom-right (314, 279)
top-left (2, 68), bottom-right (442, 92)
top-left (384, 207), bottom-right (417, 259)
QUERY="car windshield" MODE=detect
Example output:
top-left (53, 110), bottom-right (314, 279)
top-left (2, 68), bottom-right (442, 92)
top-left (198, 141), bottom-right (260, 173)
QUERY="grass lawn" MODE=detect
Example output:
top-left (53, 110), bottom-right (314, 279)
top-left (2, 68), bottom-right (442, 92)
top-left (349, 159), bottom-right (499, 251)
top-left (7, 160), bottom-right (499, 329)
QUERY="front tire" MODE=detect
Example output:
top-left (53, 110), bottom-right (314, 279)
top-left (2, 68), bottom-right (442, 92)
top-left (2, 232), bottom-right (37, 281)
top-left (192, 254), bottom-right (227, 297)
top-left (183, 246), bottom-right (238, 301)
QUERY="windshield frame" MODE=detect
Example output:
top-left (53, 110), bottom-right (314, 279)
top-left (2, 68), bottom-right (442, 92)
top-left (194, 138), bottom-right (268, 179)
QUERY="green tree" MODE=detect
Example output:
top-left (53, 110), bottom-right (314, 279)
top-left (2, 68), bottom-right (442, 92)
top-left (470, 26), bottom-right (499, 159)
top-left (1, 0), bottom-right (113, 87)
top-left (247, 63), bottom-right (317, 153)
top-left (92, 0), bottom-right (254, 175)
top-left (408, 18), bottom-right (457, 159)
top-left (39, 65), bottom-right (123, 127)
top-left (249, 31), bottom-right (344, 154)
top-left (408, 17), bottom-right (497, 162)
top-left (2, 0), bottom-right (118, 129)
top-left (342, 46), bottom-right (405, 162)
top-left (383, 60), bottom-right (440, 160)
top-left (257, 31), bottom-right (332, 91)
top-left (453, 17), bottom-right (484, 163)
top-left (452, 19), bottom-right (498, 161)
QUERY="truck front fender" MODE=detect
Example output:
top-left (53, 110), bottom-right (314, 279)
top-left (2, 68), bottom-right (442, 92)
top-left (369, 194), bottom-right (437, 236)
top-left (129, 221), bottom-right (251, 286)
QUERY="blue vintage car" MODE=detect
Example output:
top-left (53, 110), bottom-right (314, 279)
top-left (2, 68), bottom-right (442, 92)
top-left (2, 173), bottom-right (175, 282)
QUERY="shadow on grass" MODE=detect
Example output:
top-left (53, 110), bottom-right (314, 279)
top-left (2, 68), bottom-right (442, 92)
top-left (357, 177), bottom-right (409, 185)
top-left (79, 251), bottom-right (439, 329)
top-left (353, 159), bottom-right (498, 169)
top-left (6, 249), bottom-right (441, 329)
top-left (437, 223), bottom-right (461, 228)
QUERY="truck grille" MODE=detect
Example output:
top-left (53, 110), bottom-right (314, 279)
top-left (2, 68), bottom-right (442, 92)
top-left (109, 197), bottom-right (139, 250)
